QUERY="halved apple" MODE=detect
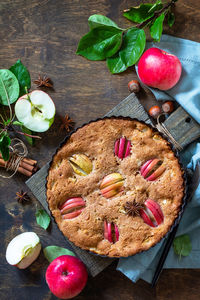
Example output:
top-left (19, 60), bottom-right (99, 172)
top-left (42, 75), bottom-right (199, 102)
top-left (6, 232), bottom-right (41, 269)
top-left (15, 90), bottom-right (55, 132)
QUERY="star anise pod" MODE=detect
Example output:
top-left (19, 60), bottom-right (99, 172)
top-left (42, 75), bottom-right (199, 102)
top-left (124, 200), bottom-right (144, 217)
top-left (60, 114), bottom-right (74, 132)
top-left (34, 74), bottom-right (53, 88)
top-left (15, 190), bottom-right (31, 204)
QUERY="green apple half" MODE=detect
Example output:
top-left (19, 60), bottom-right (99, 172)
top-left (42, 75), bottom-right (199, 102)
top-left (15, 90), bottom-right (56, 132)
top-left (6, 232), bottom-right (41, 269)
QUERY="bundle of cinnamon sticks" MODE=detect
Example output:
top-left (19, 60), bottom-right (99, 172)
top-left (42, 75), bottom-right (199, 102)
top-left (0, 154), bottom-right (38, 177)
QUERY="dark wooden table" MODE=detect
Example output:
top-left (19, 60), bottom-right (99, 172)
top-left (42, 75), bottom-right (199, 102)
top-left (1, 0), bottom-right (200, 299)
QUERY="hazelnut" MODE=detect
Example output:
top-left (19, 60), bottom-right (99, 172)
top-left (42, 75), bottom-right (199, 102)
top-left (128, 80), bottom-right (140, 93)
top-left (148, 105), bottom-right (161, 119)
top-left (162, 101), bottom-right (174, 113)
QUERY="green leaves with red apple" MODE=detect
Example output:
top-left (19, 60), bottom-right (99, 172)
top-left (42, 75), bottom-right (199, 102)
top-left (76, 0), bottom-right (178, 73)
top-left (44, 246), bottom-right (76, 263)
top-left (173, 234), bottom-right (192, 259)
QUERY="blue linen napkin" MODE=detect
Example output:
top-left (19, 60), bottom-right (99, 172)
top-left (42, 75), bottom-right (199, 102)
top-left (117, 35), bottom-right (200, 283)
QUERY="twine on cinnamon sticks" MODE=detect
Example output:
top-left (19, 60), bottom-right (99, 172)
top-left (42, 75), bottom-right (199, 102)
top-left (156, 114), bottom-right (183, 151)
top-left (0, 138), bottom-right (38, 178)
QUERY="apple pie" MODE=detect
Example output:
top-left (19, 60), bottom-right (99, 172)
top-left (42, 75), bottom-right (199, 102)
top-left (46, 118), bottom-right (185, 257)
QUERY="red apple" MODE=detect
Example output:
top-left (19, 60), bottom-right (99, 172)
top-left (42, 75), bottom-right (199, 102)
top-left (46, 255), bottom-right (88, 299)
top-left (138, 47), bottom-right (182, 90)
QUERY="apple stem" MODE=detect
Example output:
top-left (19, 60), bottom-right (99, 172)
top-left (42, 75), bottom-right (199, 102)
top-left (12, 127), bottom-right (41, 139)
top-left (62, 271), bottom-right (68, 276)
top-left (15, 130), bottom-right (41, 139)
top-left (135, 0), bottom-right (176, 29)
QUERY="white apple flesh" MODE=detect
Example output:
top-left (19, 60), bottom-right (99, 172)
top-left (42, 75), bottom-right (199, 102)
top-left (6, 232), bottom-right (41, 269)
top-left (15, 90), bottom-right (55, 132)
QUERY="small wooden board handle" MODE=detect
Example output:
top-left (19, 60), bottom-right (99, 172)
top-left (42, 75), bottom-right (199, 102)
top-left (105, 93), bottom-right (152, 124)
top-left (164, 106), bottom-right (200, 149)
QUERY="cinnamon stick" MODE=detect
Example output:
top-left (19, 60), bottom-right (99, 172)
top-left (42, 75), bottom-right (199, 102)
top-left (19, 160), bottom-right (35, 172)
top-left (0, 154), bottom-right (37, 166)
top-left (0, 159), bottom-right (33, 177)
top-left (0, 155), bottom-right (38, 177)
top-left (23, 157), bottom-right (37, 166)
top-left (0, 158), bottom-right (35, 172)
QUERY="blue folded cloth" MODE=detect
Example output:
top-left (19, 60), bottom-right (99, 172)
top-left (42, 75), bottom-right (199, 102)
top-left (117, 35), bottom-right (200, 284)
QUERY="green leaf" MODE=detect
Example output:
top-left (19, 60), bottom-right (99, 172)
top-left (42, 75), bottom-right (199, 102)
top-left (12, 120), bottom-right (23, 126)
top-left (168, 12), bottom-right (175, 27)
top-left (149, 13), bottom-right (165, 42)
top-left (123, 2), bottom-right (163, 24)
top-left (43, 245), bottom-right (76, 263)
top-left (107, 28), bottom-right (146, 74)
top-left (0, 133), bottom-right (11, 161)
top-left (76, 26), bottom-right (123, 60)
top-left (9, 60), bottom-right (31, 96)
top-left (0, 69), bottom-right (19, 105)
top-left (148, 0), bottom-right (163, 13)
top-left (88, 14), bottom-right (121, 30)
top-left (35, 209), bottom-right (51, 230)
top-left (21, 125), bottom-right (34, 146)
top-left (173, 234), bottom-right (192, 258)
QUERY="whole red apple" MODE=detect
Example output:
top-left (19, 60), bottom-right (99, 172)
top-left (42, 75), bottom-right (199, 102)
top-left (138, 47), bottom-right (182, 90)
top-left (45, 255), bottom-right (88, 299)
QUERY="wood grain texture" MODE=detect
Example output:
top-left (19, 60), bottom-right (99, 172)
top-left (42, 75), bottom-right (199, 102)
top-left (1, 0), bottom-right (200, 299)
top-left (106, 92), bottom-right (152, 124)
top-left (164, 106), bottom-right (200, 148)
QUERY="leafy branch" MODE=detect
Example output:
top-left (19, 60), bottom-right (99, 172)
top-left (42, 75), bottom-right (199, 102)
top-left (76, 0), bottom-right (177, 74)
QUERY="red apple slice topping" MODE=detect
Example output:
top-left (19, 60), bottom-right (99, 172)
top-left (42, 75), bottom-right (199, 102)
top-left (114, 137), bottom-right (132, 159)
top-left (100, 173), bottom-right (124, 198)
top-left (103, 221), bottom-right (119, 243)
top-left (114, 224), bottom-right (119, 241)
top-left (140, 199), bottom-right (164, 227)
top-left (60, 197), bottom-right (85, 219)
top-left (107, 222), bottom-right (112, 243)
top-left (140, 158), bottom-right (166, 181)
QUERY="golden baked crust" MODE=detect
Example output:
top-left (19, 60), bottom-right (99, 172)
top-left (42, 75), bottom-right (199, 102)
top-left (46, 118), bottom-right (184, 257)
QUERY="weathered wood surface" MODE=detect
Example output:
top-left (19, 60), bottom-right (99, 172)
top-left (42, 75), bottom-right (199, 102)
top-left (1, 0), bottom-right (200, 299)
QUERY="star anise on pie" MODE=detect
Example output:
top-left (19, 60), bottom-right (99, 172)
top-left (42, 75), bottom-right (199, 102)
top-left (124, 200), bottom-right (144, 217)
top-left (34, 74), bottom-right (53, 88)
top-left (60, 114), bottom-right (74, 132)
top-left (15, 190), bottom-right (31, 204)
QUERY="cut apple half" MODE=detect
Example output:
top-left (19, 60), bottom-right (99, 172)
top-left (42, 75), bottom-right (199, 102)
top-left (6, 232), bottom-right (41, 269)
top-left (15, 90), bottom-right (55, 132)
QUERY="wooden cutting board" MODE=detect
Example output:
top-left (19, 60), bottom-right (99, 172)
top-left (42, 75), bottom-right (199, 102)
top-left (26, 93), bottom-right (200, 276)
